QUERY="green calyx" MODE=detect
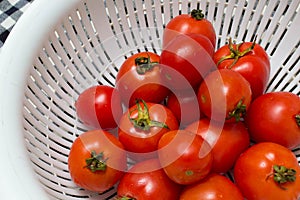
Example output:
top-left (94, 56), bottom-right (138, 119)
top-left (266, 165), bottom-right (297, 190)
top-left (295, 114), bottom-right (300, 127)
top-left (84, 151), bottom-right (108, 172)
top-left (116, 196), bottom-right (136, 200)
top-left (185, 170), bottom-right (194, 176)
top-left (129, 99), bottom-right (169, 131)
top-left (226, 98), bottom-right (247, 122)
top-left (191, 9), bottom-right (204, 20)
top-left (217, 37), bottom-right (256, 68)
top-left (135, 55), bottom-right (158, 75)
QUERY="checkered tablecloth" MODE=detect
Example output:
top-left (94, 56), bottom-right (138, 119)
top-left (0, 0), bottom-right (32, 47)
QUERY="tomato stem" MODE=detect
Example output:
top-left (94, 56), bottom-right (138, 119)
top-left (129, 99), bottom-right (169, 131)
top-left (266, 165), bottom-right (297, 190)
top-left (115, 196), bottom-right (136, 200)
top-left (190, 9), bottom-right (204, 20)
top-left (226, 98), bottom-right (247, 122)
top-left (185, 170), bottom-right (194, 176)
top-left (135, 54), bottom-right (158, 75)
top-left (295, 114), bottom-right (300, 127)
top-left (84, 151), bottom-right (108, 172)
top-left (217, 36), bottom-right (257, 68)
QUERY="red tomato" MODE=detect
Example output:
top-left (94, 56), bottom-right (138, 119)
top-left (185, 118), bottom-right (250, 173)
top-left (68, 130), bottom-right (127, 192)
top-left (214, 39), bottom-right (270, 99)
top-left (117, 159), bottom-right (182, 200)
top-left (166, 89), bottom-right (203, 127)
top-left (246, 91), bottom-right (300, 149)
top-left (198, 69), bottom-right (252, 123)
top-left (180, 173), bottom-right (244, 200)
top-left (163, 9), bottom-right (216, 48)
top-left (116, 52), bottom-right (170, 107)
top-left (158, 130), bottom-right (213, 185)
top-left (234, 142), bottom-right (300, 200)
top-left (160, 33), bottom-right (215, 90)
top-left (118, 99), bottom-right (179, 161)
top-left (75, 85), bottom-right (123, 130)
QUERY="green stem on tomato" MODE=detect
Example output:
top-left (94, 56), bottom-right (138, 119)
top-left (114, 196), bottom-right (136, 200)
top-left (266, 165), bottom-right (297, 190)
top-left (135, 54), bottom-right (158, 75)
top-left (226, 98), bottom-right (247, 122)
top-left (217, 36), bottom-right (257, 68)
top-left (185, 170), bottom-right (194, 176)
top-left (129, 99), bottom-right (169, 131)
top-left (84, 151), bottom-right (108, 172)
top-left (190, 9), bottom-right (205, 20)
top-left (295, 114), bottom-right (300, 127)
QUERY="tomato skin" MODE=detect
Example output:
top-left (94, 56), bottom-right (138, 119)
top-left (233, 142), bottom-right (300, 200)
top-left (117, 159), bottom-right (182, 200)
top-left (166, 89), bottom-right (203, 127)
top-left (198, 69), bottom-right (252, 123)
top-left (160, 33), bottom-right (215, 90)
top-left (68, 130), bottom-right (127, 192)
top-left (185, 118), bottom-right (250, 173)
top-left (163, 9), bottom-right (216, 48)
top-left (245, 91), bottom-right (300, 149)
top-left (75, 85), bottom-right (123, 130)
top-left (118, 101), bottom-right (179, 160)
top-left (115, 52), bottom-right (170, 107)
top-left (158, 130), bottom-right (213, 185)
top-left (214, 41), bottom-right (270, 99)
top-left (179, 173), bottom-right (244, 200)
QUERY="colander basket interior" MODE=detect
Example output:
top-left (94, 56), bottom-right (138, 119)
top-left (0, 0), bottom-right (299, 199)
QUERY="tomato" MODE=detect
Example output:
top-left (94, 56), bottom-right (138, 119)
top-left (115, 51), bottom-right (170, 107)
top-left (246, 91), bottom-right (300, 149)
top-left (214, 39), bottom-right (270, 99)
top-left (117, 159), bottom-right (182, 200)
top-left (185, 118), bottom-right (250, 173)
top-left (179, 173), bottom-right (244, 200)
top-left (160, 33), bottom-right (215, 90)
top-left (166, 89), bottom-right (203, 127)
top-left (234, 142), bottom-right (300, 200)
top-left (68, 130), bottom-right (127, 192)
top-left (118, 99), bottom-right (179, 161)
top-left (75, 85), bottom-right (123, 130)
top-left (162, 9), bottom-right (216, 49)
top-left (158, 130), bottom-right (213, 185)
top-left (198, 69), bottom-right (252, 123)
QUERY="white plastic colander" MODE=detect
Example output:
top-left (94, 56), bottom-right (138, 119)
top-left (0, 0), bottom-right (299, 199)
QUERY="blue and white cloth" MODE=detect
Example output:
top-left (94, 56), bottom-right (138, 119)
top-left (0, 0), bottom-right (32, 47)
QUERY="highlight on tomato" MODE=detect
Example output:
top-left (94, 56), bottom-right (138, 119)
top-left (68, 130), bottom-right (127, 192)
top-left (198, 69), bottom-right (252, 123)
top-left (116, 159), bottom-right (182, 200)
top-left (246, 91), bottom-right (300, 149)
top-left (234, 142), bottom-right (300, 200)
top-left (214, 38), bottom-right (270, 99)
top-left (162, 9), bottom-right (216, 49)
top-left (158, 129), bottom-right (213, 185)
top-left (179, 173), bottom-right (244, 200)
top-left (160, 33), bottom-right (215, 90)
top-left (118, 99), bottom-right (179, 161)
top-left (75, 85), bottom-right (123, 130)
top-left (185, 118), bottom-right (250, 173)
top-left (115, 51), bottom-right (170, 107)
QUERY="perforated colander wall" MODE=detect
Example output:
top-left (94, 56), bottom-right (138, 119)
top-left (22, 0), bottom-right (299, 199)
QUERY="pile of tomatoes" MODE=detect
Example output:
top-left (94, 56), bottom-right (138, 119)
top-left (68, 9), bottom-right (300, 200)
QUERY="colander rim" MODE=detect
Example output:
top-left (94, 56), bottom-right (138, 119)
top-left (0, 0), bottom-right (80, 199)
